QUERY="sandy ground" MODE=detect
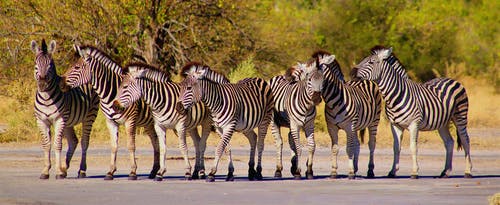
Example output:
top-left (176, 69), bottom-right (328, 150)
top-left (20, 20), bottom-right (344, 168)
top-left (0, 143), bottom-right (499, 205)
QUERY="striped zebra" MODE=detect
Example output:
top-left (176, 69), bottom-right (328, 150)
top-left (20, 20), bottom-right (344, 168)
top-left (353, 46), bottom-right (472, 178)
top-left (270, 62), bottom-right (326, 180)
top-left (177, 64), bottom-right (274, 182)
top-left (60, 45), bottom-right (160, 180)
top-left (302, 51), bottom-right (382, 179)
top-left (112, 62), bottom-right (232, 180)
top-left (31, 39), bottom-right (99, 179)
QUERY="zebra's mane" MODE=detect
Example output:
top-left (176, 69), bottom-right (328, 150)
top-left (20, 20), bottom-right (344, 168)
top-left (78, 45), bottom-right (124, 75)
top-left (310, 50), bottom-right (344, 81)
top-left (181, 62), bottom-right (229, 83)
top-left (370, 46), bottom-right (409, 79)
top-left (124, 62), bottom-right (171, 82)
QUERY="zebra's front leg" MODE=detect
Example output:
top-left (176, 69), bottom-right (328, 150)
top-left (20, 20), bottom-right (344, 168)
top-left (153, 124), bottom-right (167, 181)
top-left (438, 127), bottom-right (454, 178)
top-left (125, 121), bottom-right (138, 180)
top-left (175, 124), bottom-right (192, 180)
top-left (290, 124), bottom-right (302, 180)
top-left (270, 121), bottom-right (283, 178)
top-left (37, 119), bottom-right (51, 179)
top-left (327, 123), bottom-right (340, 179)
top-left (408, 122), bottom-right (419, 179)
top-left (145, 124), bottom-right (160, 179)
top-left (366, 125), bottom-right (377, 178)
top-left (53, 122), bottom-right (67, 179)
top-left (388, 124), bottom-right (404, 178)
top-left (207, 125), bottom-right (235, 182)
top-left (345, 128), bottom-right (360, 179)
top-left (197, 122), bottom-right (211, 179)
top-left (189, 129), bottom-right (202, 180)
top-left (104, 119), bottom-right (119, 180)
top-left (78, 122), bottom-right (91, 178)
top-left (304, 121), bottom-right (316, 180)
top-left (243, 131), bottom-right (258, 181)
top-left (256, 122), bottom-right (268, 181)
top-left (63, 127), bottom-right (79, 179)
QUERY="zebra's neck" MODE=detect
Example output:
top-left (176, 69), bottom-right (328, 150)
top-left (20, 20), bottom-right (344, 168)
top-left (199, 80), bottom-right (226, 115)
top-left (377, 60), bottom-right (416, 113)
top-left (90, 59), bottom-right (123, 105)
top-left (140, 79), bottom-right (180, 112)
top-left (300, 82), bottom-right (319, 111)
top-left (37, 75), bottom-right (63, 100)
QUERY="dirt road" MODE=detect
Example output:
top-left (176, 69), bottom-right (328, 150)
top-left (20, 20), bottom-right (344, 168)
top-left (0, 145), bottom-right (499, 205)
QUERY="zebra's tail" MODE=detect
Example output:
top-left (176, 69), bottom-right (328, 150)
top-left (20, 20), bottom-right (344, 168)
top-left (452, 80), bottom-right (469, 151)
top-left (455, 127), bottom-right (462, 151)
top-left (359, 128), bottom-right (366, 144)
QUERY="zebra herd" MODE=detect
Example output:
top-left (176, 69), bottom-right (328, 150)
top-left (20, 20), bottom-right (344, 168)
top-left (31, 39), bottom-right (473, 181)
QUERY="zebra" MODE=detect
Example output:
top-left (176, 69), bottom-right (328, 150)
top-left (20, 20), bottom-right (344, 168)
top-left (353, 46), bottom-right (472, 178)
top-left (291, 51), bottom-right (383, 179)
top-left (177, 63), bottom-right (274, 182)
top-left (111, 62), bottom-right (233, 180)
top-left (269, 62), bottom-right (326, 180)
top-left (59, 45), bottom-right (160, 180)
top-left (31, 39), bottom-right (99, 179)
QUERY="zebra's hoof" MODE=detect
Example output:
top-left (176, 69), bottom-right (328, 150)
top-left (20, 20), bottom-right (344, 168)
top-left (387, 172), bottom-right (396, 178)
top-left (39, 174), bottom-right (49, 179)
top-left (226, 173), bottom-right (234, 181)
top-left (154, 176), bottom-right (163, 181)
top-left (367, 170), bottom-right (375, 179)
top-left (192, 171), bottom-right (199, 180)
top-left (255, 172), bottom-right (263, 180)
top-left (104, 174), bottom-right (114, 180)
top-left (207, 175), bottom-right (216, 182)
top-left (439, 171), bottom-right (449, 178)
top-left (274, 171), bottom-right (282, 178)
top-left (464, 173), bottom-right (473, 178)
top-left (293, 174), bottom-right (301, 180)
top-left (199, 172), bottom-right (206, 180)
top-left (148, 172), bottom-right (156, 179)
top-left (248, 168), bottom-right (256, 181)
top-left (56, 174), bottom-right (66, 179)
top-left (330, 174), bottom-right (337, 179)
top-left (128, 175), bottom-right (138, 180)
top-left (306, 171), bottom-right (314, 180)
top-left (78, 171), bottom-right (86, 178)
top-left (410, 175), bottom-right (419, 179)
top-left (185, 174), bottom-right (192, 181)
top-left (348, 174), bottom-right (356, 180)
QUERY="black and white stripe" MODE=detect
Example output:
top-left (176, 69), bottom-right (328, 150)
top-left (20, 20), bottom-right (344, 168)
top-left (60, 45), bottom-right (160, 180)
top-left (178, 64), bottom-right (274, 182)
top-left (31, 39), bottom-right (99, 179)
top-left (354, 46), bottom-right (472, 178)
top-left (269, 62), bottom-right (325, 179)
top-left (112, 62), bottom-right (232, 180)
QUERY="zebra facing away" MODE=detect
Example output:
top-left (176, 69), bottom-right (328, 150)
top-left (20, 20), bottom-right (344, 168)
top-left (59, 45), bottom-right (160, 180)
top-left (353, 46), bottom-right (472, 178)
top-left (177, 64), bottom-right (274, 182)
top-left (31, 39), bottom-right (99, 179)
top-left (112, 62), bottom-right (232, 180)
top-left (270, 62), bottom-right (326, 180)
top-left (292, 51), bottom-right (382, 179)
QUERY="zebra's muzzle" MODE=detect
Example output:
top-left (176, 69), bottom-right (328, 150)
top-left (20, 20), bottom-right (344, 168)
top-left (59, 76), bottom-right (70, 92)
top-left (111, 100), bottom-right (125, 113)
top-left (312, 91), bottom-right (322, 105)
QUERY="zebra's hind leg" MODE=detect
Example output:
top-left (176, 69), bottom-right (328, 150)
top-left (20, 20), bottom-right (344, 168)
top-left (289, 125), bottom-right (302, 180)
top-left (388, 124), bottom-right (404, 178)
top-left (63, 127), bottom-right (79, 179)
top-left (145, 124), bottom-right (160, 179)
top-left (225, 145), bottom-right (234, 181)
top-left (366, 125), bottom-right (377, 179)
top-left (198, 122), bottom-right (211, 180)
top-left (243, 131), bottom-right (258, 181)
top-left (37, 119), bottom-right (51, 179)
top-left (153, 124), bottom-right (167, 181)
top-left (189, 129), bottom-right (202, 180)
top-left (345, 128), bottom-right (360, 179)
top-left (78, 121), bottom-right (92, 178)
top-left (438, 127), bottom-right (454, 178)
top-left (208, 125), bottom-right (235, 182)
top-left (454, 120), bottom-right (473, 178)
top-left (271, 121), bottom-right (283, 178)
top-left (174, 124), bottom-right (192, 180)
top-left (256, 121), bottom-right (269, 180)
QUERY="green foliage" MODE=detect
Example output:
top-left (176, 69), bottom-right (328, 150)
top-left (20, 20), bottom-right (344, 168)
top-left (228, 57), bottom-right (260, 82)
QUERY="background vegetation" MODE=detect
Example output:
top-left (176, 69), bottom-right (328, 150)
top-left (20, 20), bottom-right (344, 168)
top-left (0, 0), bottom-right (498, 148)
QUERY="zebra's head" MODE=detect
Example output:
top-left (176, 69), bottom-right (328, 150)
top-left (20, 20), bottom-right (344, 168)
top-left (177, 64), bottom-right (207, 113)
top-left (353, 46), bottom-right (393, 81)
top-left (60, 45), bottom-right (92, 92)
top-left (31, 39), bottom-right (57, 92)
top-left (112, 65), bottom-right (145, 113)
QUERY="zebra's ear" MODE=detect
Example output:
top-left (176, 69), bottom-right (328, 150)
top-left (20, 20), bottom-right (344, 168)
top-left (73, 44), bottom-right (86, 58)
top-left (193, 67), bottom-right (207, 79)
top-left (48, 40), bottom-right (57, 54)
top-left (320, 54), bottom-right (335, 65)
top-left (30, 40), bottom-right (39, 53)
top-left (378, 47), bottom-right (392, 60)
